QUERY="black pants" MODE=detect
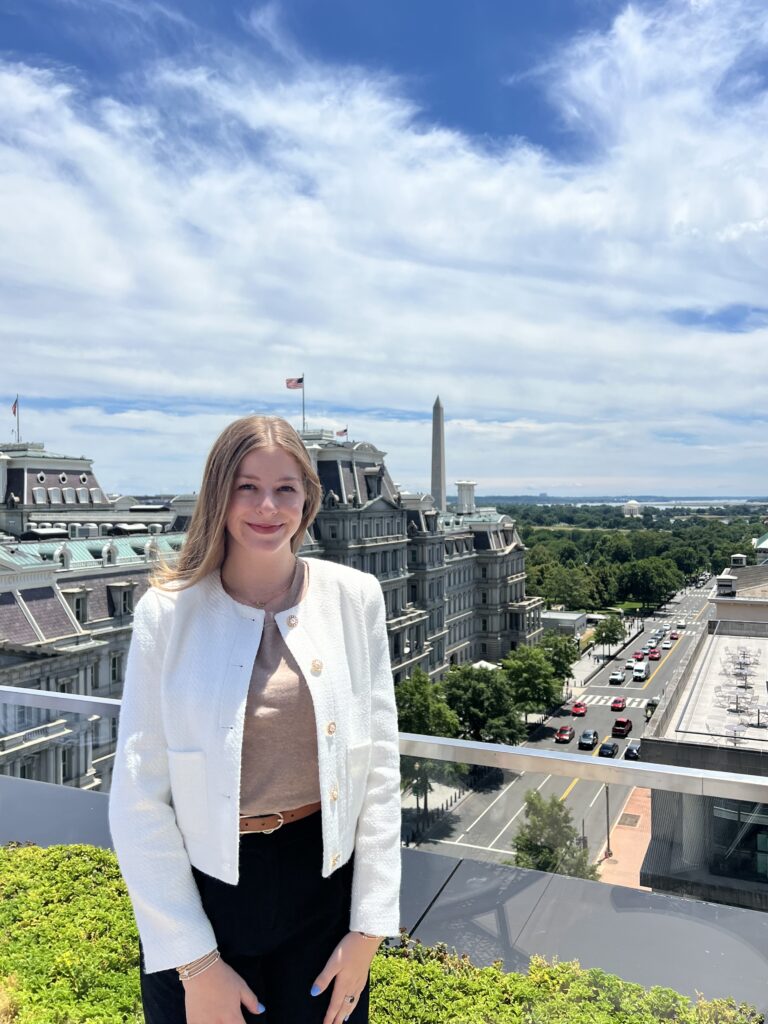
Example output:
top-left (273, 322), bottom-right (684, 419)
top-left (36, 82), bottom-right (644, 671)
top-left (139, 811), bottom-right (370, 1024)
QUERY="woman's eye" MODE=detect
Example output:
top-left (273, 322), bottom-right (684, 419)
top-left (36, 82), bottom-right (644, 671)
top-left (279, 485), bottom-right (296, 493)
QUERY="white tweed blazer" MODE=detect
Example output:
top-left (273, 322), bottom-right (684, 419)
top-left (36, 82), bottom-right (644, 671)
top-left (108, 558), bottom-right (402, 974)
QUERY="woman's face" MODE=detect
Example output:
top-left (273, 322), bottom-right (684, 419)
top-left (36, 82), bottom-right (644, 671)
top-left (225, 446), bottom-right (306, 560)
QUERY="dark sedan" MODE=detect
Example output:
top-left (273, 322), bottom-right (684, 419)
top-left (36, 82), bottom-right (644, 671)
top-left (598, 741), bottom-right (619, 758)
top-left (578, 729), bottom-right (599, 750)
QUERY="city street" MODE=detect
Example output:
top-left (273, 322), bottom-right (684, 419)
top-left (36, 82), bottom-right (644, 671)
top-left (413, 584), bottom-right (714, 869)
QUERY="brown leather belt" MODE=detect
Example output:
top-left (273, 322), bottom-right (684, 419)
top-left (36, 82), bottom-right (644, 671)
top-left (239, 800), bottom-right (321, 835)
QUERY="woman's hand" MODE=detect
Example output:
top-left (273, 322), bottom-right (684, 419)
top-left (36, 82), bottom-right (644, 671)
top-left (311, 931), bottom-right (382, 1024)
top-left (182, 956), bottom-right (264, 1024)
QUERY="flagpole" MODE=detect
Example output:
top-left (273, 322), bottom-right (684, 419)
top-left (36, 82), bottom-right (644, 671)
top-left (302, 371), bottom-right (306, 433)
top-left (15, 395), bottom-right (19, 443)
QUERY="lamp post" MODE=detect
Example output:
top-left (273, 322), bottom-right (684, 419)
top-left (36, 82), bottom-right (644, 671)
top-left (604, 786), bottom-right (612, 858)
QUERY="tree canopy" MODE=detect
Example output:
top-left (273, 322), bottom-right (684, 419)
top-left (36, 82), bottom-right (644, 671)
top-left (513, 790), bottom-right (599, 880)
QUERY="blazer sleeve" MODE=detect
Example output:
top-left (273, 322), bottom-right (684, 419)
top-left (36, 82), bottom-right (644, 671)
top-left (349, 574), bottom-right (402, 937)
top-left (108, 587), bottom-right (218, 974)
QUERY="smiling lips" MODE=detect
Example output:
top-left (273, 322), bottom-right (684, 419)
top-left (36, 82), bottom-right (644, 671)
top-left (247, 523), bottom-right (283, 534)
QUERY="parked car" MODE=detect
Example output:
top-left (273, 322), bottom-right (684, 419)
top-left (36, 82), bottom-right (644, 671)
top-left (625, 739), bottom-right (642, 760)
top-left (555, 725), bottom-right (575, 743)
top-left (633, 651), bottom-right (645, 661)
top-left (578, 729), bottom-right (599, 750)
top-left (648, 649), bottom-right (661, 660)
top-left (611, 697), bottom-right (627, 711)
top-left (661, 640), bottom-right (672, 649)
top-left (609, 670), bottom-right (625, 684)
top-left (598, 741), bottom-right (619, 758)
top-left (571, 701), bottom-right (587, 717)
top-left (612, 717), bottom-right (633, 737)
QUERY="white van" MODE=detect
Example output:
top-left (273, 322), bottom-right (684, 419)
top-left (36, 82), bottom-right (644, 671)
top-left (633, 662), bottom-right (650, 681)
top-left (676, 620), bottom-right (686, 630)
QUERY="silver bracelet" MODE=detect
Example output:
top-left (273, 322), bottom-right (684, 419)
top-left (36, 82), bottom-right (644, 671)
top-left (177, 949), bottom-right (220, 980)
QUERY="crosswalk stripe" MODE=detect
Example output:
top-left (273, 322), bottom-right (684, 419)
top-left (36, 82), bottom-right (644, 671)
top-left (579, 695), bottom-right (647, 707)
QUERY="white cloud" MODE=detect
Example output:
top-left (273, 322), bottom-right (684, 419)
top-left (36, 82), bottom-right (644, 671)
top-left (2, 0), bottom-right (768, 494)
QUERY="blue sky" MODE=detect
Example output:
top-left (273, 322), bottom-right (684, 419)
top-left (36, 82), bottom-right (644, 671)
top-left (2, 0), bottom-right (768, 495)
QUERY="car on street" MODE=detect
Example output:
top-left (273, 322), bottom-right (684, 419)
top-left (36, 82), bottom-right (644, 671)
top-left (555, 725), bottom-right (575, 743)
top-left (661, 640), bottom-right (672, 649)
top-left (612, 717), bottom-right (633, 737)
top-left (648, 648), bottom-right (661, 660)
top-left (670, 631), bottom-right (679, 640)
top-left (571, 701), bottom-right (587, 716)
top-left (578, 729), bottom-right (599, 750)
top-left (598, 741), bottom-right (620, 758)
top-left (625, 739), bottom-right (642, 760)
top-left (625, 659), bottom-right (635, 672)
top-left (642, 644), bottom-right (651, 654)
top-left (633, 651), bottom-right (645, 661)
top-left (610, 697), bottom-right (627, 711)
top-left (609, 670), bottom-right (625, 684)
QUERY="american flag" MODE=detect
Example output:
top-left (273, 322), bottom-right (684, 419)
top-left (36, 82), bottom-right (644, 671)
top-left (336, 427), bottom-right (348, 437)
top-left (285, 376), bottom-right (304, 390)
top-left (11, 396), bottom-right (17, 416)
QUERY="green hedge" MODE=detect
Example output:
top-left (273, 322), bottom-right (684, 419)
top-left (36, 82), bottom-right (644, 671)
top-left (0, 843), bottom-right (761, 1024)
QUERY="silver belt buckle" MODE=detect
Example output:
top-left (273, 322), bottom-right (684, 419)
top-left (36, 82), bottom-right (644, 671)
top-left (240, 811), bottom-right (284, 835)
top-left (261, 811), bottom-right (284, 835)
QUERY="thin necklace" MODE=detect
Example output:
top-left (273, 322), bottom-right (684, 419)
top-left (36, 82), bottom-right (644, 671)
top-left (222, 558), bottom-right (300, 610)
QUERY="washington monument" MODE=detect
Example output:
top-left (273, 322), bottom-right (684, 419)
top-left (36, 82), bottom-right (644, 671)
top-left (431, 396), bottom-right (446, 512)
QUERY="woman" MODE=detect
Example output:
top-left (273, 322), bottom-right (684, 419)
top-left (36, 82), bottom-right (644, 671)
top-left (108, 415), bottom-right (402, 1024)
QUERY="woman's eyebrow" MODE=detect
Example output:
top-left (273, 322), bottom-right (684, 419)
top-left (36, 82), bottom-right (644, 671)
top-left (236, 474), bottom-right (301, 482)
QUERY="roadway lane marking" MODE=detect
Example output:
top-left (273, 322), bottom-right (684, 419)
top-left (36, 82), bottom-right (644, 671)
top-left (433, 837), bottom-right (511, 855)
top-left (559, 736), bottom-right (611, 801)
top-left (492, 774), bottom-right (552, 844)
top-left (589, 784), bottom-right (606, 808)
top-left (463, 774), bottom-right (523, 834)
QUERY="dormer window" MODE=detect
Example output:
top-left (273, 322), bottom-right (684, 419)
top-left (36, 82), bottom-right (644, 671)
top-left (63, 487), bottom-right (76, 504)
top-left (90, 487), bottom-right (103, 504)
top-left (77, 487), bottom-right (89, 503)
top-left (32, 487), bottom-right (47, 504)
top-left (59, 473), bottom-right (68, 484)
top-left (48, 487), bottom-right (62, 505)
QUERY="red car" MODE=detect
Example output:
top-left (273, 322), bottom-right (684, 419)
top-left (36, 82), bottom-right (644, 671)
top-left (648, 649), bottom-right (661, 660)
top-left (571, 701), bottom-right (587, 717)
top-left (555, 725), bottom-right (575, 743)
top-left (612, 717), bottom-right (633, 737)
top-left (610, 697), bottom-right (627, 711)
top-left (670, 631), bottom-right (679, 640)
top-left (633, 651), bottom-right (645, 661)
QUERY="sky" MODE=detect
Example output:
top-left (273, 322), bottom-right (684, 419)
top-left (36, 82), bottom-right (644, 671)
top-left (2, 0), bottom-right (768, 497)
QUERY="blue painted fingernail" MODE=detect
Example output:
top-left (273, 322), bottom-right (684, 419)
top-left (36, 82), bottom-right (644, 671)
top-left (257, 1003), bottom-right (266, 1014)
top-left (310, 983), bottom-right (321, 997)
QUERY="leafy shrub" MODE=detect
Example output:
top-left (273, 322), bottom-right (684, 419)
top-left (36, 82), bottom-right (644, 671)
top-left (0, 845), bottom-right (762, 1024)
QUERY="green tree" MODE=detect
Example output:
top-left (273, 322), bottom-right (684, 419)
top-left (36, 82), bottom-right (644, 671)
top-left (396, 667), bottom-right (460, 737)
top-left (537, 631), bottom-right (580, 684)
top-left (396, 667), bottom-right (462, 818)
top-left (502, 646), bottom-right (561, 722)
top-left (591, 615), bottom-right (625, 658)
top-left (622, 557), bottom-right (683, 608)
top-left (514, 790), bottom-right (599, 880)
top-left (443, 665), bottom-right (525, 744)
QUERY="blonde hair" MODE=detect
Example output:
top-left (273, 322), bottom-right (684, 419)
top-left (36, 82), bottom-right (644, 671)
top-left (153, 415), bottom-right (322, 590)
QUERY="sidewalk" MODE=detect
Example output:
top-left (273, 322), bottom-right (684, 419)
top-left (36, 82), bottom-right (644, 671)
top-left (597, 787), bottom-right (652, 890)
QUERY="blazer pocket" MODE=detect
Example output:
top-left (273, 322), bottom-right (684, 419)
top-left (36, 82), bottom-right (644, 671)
top-left (167, 749), bottom-right (208, 838)
top-left (345, 740), bottom-right (372, 825)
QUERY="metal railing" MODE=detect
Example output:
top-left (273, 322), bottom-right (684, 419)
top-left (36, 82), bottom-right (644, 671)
top-left (2, 684), bottom-right (768, 803)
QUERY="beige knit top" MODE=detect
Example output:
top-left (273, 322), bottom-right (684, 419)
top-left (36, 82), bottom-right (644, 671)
top-left (239, 560), bottom-right (321, 816)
